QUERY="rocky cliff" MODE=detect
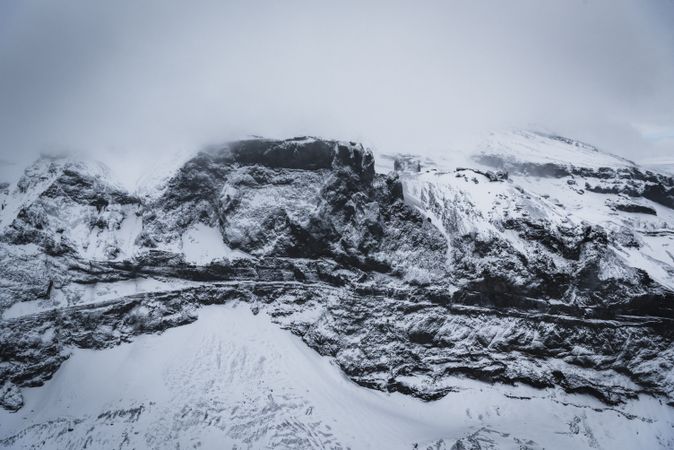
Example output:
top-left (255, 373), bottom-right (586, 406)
top-left (1, 132), bottom-right (673, 423)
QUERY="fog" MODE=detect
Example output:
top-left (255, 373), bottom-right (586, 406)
top-left (1, 0), bottom-right (673, 186)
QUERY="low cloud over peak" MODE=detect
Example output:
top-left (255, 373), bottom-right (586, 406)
top-left (1, 0), bottom-right (673, 185)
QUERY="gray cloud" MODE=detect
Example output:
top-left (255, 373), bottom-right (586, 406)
top-left (1, 0), bottom-right (673, 185)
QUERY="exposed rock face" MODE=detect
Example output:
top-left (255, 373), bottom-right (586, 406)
top-left (610, 201), bottom-right (658, 216)
top-left (1, 133), bottom-right (673, 421)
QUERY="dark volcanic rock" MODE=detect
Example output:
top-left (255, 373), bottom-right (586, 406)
top-left (611, 202), bottom-right (657, 215)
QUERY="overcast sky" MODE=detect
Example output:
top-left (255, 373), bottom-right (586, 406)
top-left (1, 0), bottom-right (673, 184)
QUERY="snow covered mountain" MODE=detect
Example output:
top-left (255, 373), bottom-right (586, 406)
top-left (642, 156), bottom-right (674, 177)
top-left (0, 132), bottom-right (673, 449)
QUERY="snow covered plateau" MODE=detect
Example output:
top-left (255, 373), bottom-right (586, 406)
top-left (0, 131), bottom-right (673, 449)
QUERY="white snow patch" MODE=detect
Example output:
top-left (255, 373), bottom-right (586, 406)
top-left (181, 223), bottom-right (249, 264)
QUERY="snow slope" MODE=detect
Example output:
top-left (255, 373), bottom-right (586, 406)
top-left (479, 130), bottom-right (636, 169)
top-left (1, 302), bottom-right (671, 450)
top-left (396, 130), bottom-right (674, 292)
top-left (641, 157), bottom-right (674, 176)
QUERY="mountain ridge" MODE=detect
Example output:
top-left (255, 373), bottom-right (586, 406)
top-left (1, 131), bottom-right (673, 447)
